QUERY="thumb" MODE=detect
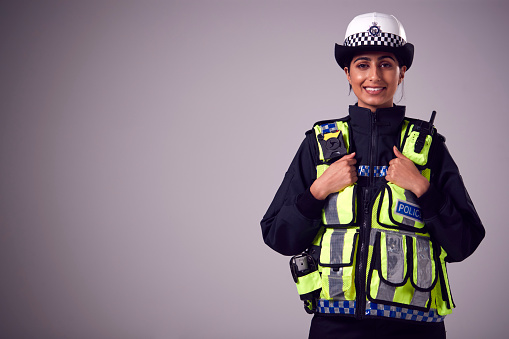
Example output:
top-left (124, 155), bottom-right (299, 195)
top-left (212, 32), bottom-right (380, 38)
top-left (343, 152), bottom-right (356, 159)
top-left (393, 146), bottom-right (407, 159)
top-left (335, 152), bottom-right (355, 163)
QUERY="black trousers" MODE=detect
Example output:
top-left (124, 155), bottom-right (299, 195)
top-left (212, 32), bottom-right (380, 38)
top-left (309, 315), bottom-right (446, 339)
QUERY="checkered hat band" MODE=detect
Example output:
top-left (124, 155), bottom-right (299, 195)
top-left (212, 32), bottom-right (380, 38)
top-left (344, 32), bottom-right (405, 48)
top-left (365, 302), bottom-right (446, 323)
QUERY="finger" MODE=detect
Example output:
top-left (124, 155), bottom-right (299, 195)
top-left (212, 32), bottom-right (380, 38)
top-left (386, 170), bottom-right (393, 180)
top-left (343, 158), bottom-right (357, 166)
top-left (393, 146), bottom-right (407, 160)
top-left (389, 158), bottom-right (400, 166)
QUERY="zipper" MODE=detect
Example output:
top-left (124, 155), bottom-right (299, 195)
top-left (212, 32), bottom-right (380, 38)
top-left (355, 112), bottom-right (378, 319)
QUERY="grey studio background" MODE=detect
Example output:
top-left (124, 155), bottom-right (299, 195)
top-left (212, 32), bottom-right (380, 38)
top-left (0, 0), bottom-right (506, 338)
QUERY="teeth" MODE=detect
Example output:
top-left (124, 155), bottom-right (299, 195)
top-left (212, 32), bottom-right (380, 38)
top-left (365, 87), bottom-right (383, 92)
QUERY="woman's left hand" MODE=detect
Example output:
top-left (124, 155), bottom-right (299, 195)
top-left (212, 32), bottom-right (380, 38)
top-left (385, 146), bottom-right (430, 198)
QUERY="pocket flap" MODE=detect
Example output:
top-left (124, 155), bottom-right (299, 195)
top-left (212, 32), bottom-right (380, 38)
top-left (319, 228), bottom-right (358, 268)
top-left (376, 183), bottom-right (426, 231)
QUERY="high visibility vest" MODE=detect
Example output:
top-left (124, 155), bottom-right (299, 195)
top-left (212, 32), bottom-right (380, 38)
top-left (293, 118), bottom-right (454, 323)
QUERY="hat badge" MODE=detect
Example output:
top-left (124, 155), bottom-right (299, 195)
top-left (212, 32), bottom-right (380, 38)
top-left (367, 22), bottom-right (382, 37)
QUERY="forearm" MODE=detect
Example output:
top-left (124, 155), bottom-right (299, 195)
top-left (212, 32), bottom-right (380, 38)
top-left (419, 183), bottom-right (484, 262)
top-left (418, 142), bottom-right (485, 262)
top-left (261, 133), bottom-right (323, 255)
top-left (262, 197), bottom-right (323, 255)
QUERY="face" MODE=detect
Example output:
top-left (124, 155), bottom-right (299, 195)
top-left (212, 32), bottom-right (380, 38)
top-left (344, 51), bottom-right (406, 112)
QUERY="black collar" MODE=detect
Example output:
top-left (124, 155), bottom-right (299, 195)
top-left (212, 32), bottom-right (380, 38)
top-left (348, 104), bottom-right (406, 136)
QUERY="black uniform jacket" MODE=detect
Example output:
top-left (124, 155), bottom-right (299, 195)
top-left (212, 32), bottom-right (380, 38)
top-left (261, 105), bottom-right (485, 263)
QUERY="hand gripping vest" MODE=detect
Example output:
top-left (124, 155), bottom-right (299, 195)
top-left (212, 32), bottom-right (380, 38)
top-left (291, 115), bottom-right (454, 322)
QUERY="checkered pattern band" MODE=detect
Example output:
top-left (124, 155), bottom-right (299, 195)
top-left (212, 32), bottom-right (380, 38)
top-left (320, 123), bottom-right (338, 134)
top-left (317, 300), bottom-right (356, 315)
top-left (374, 166), bottom-right (388, 177)
top-left (344, 32), bottom-right (405, 48)
top-left (365, 302), bottom-right (446, 323)
top-left (316, 300), bottom-right (445, 322)
top-left (358, 165), bottom-right (388, 177)
top-left (358, 165), bottom-right (370, 177)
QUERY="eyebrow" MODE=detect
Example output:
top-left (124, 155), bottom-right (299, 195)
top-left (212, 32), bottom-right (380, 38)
top-left (353, 55), bottom-right (396, 63)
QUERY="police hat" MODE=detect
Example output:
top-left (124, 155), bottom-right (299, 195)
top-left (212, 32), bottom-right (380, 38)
top-left (335, 12), bottom-right (414, 70)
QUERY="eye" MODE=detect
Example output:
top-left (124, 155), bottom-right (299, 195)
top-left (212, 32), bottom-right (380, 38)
top-left (355, 63), bottom-right (369, 69)
top-left (380, 62), bottom-right (394, 68)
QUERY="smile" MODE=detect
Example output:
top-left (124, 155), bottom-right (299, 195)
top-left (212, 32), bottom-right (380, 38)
top-left (364, 87), bottom-right (385, 94)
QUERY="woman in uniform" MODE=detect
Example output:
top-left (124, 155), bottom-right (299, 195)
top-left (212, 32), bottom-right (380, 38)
top-left (260, 12), bottom-right (485, 339)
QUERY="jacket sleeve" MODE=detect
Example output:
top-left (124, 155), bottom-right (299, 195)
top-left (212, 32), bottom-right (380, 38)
top-left (417, 135), bottom-right (485, 263)
top-left (260, 131), bottom-right (326, 256)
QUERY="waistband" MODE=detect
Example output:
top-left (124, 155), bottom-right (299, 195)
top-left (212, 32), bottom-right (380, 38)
top-left (316, 300), bottom-right (446, 323)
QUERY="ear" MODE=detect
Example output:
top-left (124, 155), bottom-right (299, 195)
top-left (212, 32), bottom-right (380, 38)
top-left (398, 65), bottom-right (407, 84)
top-left (344, 67), bottom-right (351, 83)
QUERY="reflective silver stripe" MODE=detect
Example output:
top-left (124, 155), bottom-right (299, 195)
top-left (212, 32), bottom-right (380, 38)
top-left (385, 233), bottom-right (405, 284)
top-left (369, 228), bottom-right (378, 246)
top-left (376, 233), bottom-right (404, 302)
top-left (330, 230), bottom-right (345, 264)
top-left (328, 230), bottom-right (345, 298)
top-left (410, 237), bottom-right (433, 307)
top-left (328, 270), bottom-right (344, 298)
top-left (415, 237), bottom-right (432, 288)
top-left (324, 192), bottom-right (339, 224)
top-left (376, 281), bottom-right (395, 302)
top-left (410, 291), bottom-right (429, 308)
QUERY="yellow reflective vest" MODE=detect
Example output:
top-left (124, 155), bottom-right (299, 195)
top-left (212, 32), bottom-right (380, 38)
top-left (294, 118), bottom-right (453, 323)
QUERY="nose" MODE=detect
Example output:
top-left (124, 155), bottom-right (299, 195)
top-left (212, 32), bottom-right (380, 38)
top-left (368, 65), bottom-right (381, 81)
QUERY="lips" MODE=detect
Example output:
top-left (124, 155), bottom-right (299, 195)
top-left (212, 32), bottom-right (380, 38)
top-left (364, 87), bottom-right (385, 94)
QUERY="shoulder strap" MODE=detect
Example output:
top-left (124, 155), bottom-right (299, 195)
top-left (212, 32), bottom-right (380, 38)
top-left (400, 111), bottom-right (437, 167)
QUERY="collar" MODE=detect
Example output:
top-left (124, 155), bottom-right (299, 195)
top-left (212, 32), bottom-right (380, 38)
top-left (348, 104), bottom-right (406, 135)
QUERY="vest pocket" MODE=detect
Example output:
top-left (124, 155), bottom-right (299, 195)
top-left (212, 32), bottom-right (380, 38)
top-left (401, 130), bottom-right (433, 166)
top-left (367, 231), bottom-right (438, 311)
top-left (319, 228), bottom-right (358, 300)
top-left (375, 183), bottom-right (425, 232)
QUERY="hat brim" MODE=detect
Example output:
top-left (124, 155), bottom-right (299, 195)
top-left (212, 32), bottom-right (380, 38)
top-left (335, 43), bottom-right (414, 70)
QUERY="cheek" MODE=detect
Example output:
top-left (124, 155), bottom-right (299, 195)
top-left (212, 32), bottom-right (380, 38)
top-left (349, 74), bottom-right (363, 86)
top-left (388, 71), bottom-right (401, 86)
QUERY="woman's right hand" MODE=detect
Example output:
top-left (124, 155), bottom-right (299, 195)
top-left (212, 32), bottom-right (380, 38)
top-left (310, 152), bottom-right (357, 200)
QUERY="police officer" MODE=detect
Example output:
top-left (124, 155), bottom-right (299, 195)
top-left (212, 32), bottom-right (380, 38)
top-left (261, 12), bottom-right (485, 339)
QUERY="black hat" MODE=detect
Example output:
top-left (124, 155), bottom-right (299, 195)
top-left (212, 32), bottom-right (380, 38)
top-left (335, 12), bottom-right (414, 70)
